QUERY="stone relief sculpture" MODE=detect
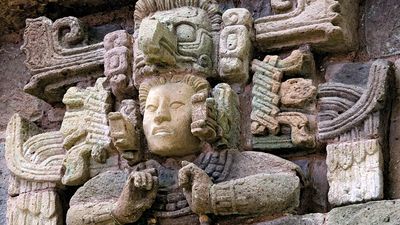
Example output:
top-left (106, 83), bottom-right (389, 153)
top-left (254, 0), bottom-right (361, 52)
top-left (251, 48), bottom-right (317, 151)
top-left (21, 16), bottom-right (105, 103)
top-left (4, 0), bottom-right (390, 224)
top-left (318, 60), bottom-right (392, 206)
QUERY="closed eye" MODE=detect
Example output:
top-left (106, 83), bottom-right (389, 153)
top-left (146, 104), bottom-right (158, 112)
top-left (170, 101), bottom-right (185, 109)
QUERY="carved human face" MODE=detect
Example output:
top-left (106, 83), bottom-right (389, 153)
top-left (143, 82), bottom-right (201, 157)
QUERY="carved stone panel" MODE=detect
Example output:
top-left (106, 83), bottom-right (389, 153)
top-left (251, 49), bottom-right (317, 151)
top-left (254, 0), bottom-right (360, 52)
top-left (21, 17), bottom-right (105, 103)
top-left (326, 139), bottom-right (383, 206)
top-left (318, 60), bottom-right (393, 206)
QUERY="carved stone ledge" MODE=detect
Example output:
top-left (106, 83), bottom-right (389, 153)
top-left (254, 0), bottom-right (360, 52)
top-left (21, 16), bottom-right (105, 103)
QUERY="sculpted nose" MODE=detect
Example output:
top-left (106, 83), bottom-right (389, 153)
top-left (154, 104), bottom-right (171, 124)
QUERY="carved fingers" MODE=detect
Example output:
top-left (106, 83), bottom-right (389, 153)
top-left (112, 169), bottom-right (159, 224)
top-left (179, 161), bottom-right (212, 215)
top-left (129, 168), bottom-right (158, 191)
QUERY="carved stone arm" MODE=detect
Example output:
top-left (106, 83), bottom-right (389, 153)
top-left (209, 173), bottom-right (300, 215)
top-left (179, 162), bottom-right (301, 216)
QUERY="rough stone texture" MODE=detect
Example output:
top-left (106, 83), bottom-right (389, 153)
top-left (251, 49), bottom-right (316, 151)
top-left (293, 156), bottom-right (329, 214)
top-left (60, 78), bottom-right (116, 186)
top-left (219, 0), bottom-right (271, 20)
top-left (254, 0), bottom-right (360, 52)
top-left (318, 60), bottom-right (391, 142)
top-left (318, 60), bottom-right (392, 206)
top-left (0, 144), bottom-right (9, 225)
top-left (327, 140), bottom-right (383, 206)
top-left (1, 0), bottom-right (400, 225)
top-left (219, 8), bottom-right (252, 84)
top-left (254, 213), bottom-right (325, 225)
top-left (21, 16), bottom-right (105, 103)
top-left (388, 59), bottom-right (400, 199)
top-left (363, 0), bottom-right (400, 57)
top-left (0, 0), bottom-right (133, 36)
top-left (326, 200), bottom-right (400, 225)
top-left (0, 44), bottom-right (55, 141)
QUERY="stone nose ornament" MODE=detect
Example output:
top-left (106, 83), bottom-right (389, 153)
top-left (138, 18), bottom-right (178, 66)
top-left (154, 101), bottom-right (171, 124)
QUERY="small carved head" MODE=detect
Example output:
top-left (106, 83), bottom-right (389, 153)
top-left (133, 0), bottom-right (221, 83)
top-left (139, 74), bottom-right (210, 157)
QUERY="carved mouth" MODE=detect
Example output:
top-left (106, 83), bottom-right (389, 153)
top-left (152, 127), bottom-right (173, 136)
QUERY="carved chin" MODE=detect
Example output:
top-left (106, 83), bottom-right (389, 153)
top-left (147, 136), bottom-right (200, 157)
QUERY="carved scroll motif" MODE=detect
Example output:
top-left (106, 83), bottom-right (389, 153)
top-left (318, 60), bottom-right (392, 206)
top-left (318, 60), bottom-right (390, 142)
top-left (254, 0), bottom-right (360, 52)
top-left (251, 49), bottom-right (316, 150)
top-left (5, 114), bottom-right (65, 225)
top-left (21, 16), bottom-right (105, 103)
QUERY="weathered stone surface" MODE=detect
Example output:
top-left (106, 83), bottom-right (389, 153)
top-left (0, 0), bottom-right (132, 36)
top-left (327, 139), bottom-right (383, 206)
top-left (0, 144), bottom-right (9, 225)
top-left (67, 71), bottom-right (304, 224)
top-left (219, 8), bottom-right (253, 84)
top-left (219, 0), bottom-right (272, 20)
top-left (5, 114), bottom-right (65, 225)
top-left (254, 0), bottom-right (360, 52)
top-left (21, 16), bottom-right (105, 103)
top-left (364, 0), bottom-right (400, 57)
top-left (293, 156), bottom-right (329, 213)
top-left (251, 49), bottom-right (316, 151)
top-left (60, 78), bottom-right (117, 186)
top-left (0, 44), bottom-right (52, 141)
top-left (388, 59), bottom-right (400, 199)
top-left (318, 60), bottom-right (392, 206)
top-left (254, 213), bottom-right (325, 225)
top-left (104, 30), bottom-right (136, 103)
top-left (326, 200), bottom-right (400, 225)
top-left (318, 60), bottom-right (392, 142)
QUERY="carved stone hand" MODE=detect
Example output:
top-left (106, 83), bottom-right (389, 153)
top-left (112, 168), bottom-right (158, 224)
top-left (178, 161), bottom-right (213, 215)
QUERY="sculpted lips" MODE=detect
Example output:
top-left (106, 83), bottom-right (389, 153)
top-left (152, 126), bottom-right (173, 136)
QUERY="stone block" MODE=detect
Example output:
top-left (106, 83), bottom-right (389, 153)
top-left (326, 200), bottom-right (400, 225)
top-left (254, 213), bottom-right (325, 225)
top-left (363, 0), bottom-right (400, 57)
top-left (326, 139), bottom-right (383, 206)
top-left (318, 60), bottom-right (392, 142)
